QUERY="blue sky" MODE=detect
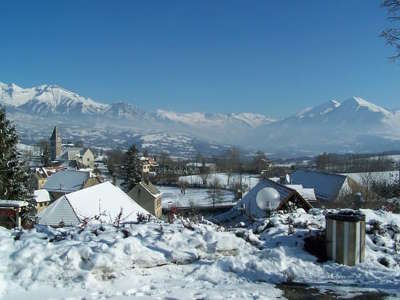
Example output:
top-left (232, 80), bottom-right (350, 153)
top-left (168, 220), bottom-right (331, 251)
top-left (0, 0), bottom-right (399, 117)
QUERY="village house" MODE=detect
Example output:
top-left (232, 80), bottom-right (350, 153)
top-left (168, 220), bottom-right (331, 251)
top-left (37, 181), bottom-right (149, 227)
top-left (29, 166), bottom-right (64, 190)
top-left (30, 172), bottom-right (47, 190)
top-left (186, 162), bottom-right (217, 174)
top-left (239, 178), bottom-right (313, 218)
top-left (268, 176), bottom-right (317, 204)
top-left (289, 170), bottom-right (354, 203)
top-left (0, 200), bottom-right (28, 229)
top-left (61, 147), bottom-right (81, 162)
top-left (139, 156), bottom-right (159, 175)
top-left (42, 170), bottom-right (101, 200)
top-left (61, 148), bottom-right (95, 168)
top-left (79, 148), bottom-right (95, 168)
top-left (34, 189), bottom-right (52, 212)
top-left (128, 181), bottom-right (162, 218)
top-left (215, 178), bottom-right (313, 224)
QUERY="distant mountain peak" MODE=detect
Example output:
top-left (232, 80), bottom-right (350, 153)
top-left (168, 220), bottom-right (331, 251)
top-left (331, 99), bottom-right (341, 107)
top-left (342, 96), bottom-right (391, 115)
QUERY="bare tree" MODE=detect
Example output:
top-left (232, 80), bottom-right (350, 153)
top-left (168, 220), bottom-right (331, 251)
top-left (252, 150), bottom-right (270, 174)
top-left (360, 172), bottom-right (376, 201)
top-left (199, 169), bottom-right (209, 186)
top-left (381, 0), bottom-right (400, 60)
top-left (207, 177), bottom-right (223, 208)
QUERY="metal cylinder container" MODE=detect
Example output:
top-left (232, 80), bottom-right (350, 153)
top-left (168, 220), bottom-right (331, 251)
top-left (326, 210), bottom-right (366, 266)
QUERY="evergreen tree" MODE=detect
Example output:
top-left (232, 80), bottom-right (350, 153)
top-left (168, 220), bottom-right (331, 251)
top-left (121, 144), bottom-right (142, 191)
top-left (0, 108), bottom-right (34, 217)
top-left (37, 139), bottom-right (51, 166)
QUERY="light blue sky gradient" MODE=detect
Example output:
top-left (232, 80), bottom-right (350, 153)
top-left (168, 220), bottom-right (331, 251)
top-left (0, 0), bottom-right (399, 117)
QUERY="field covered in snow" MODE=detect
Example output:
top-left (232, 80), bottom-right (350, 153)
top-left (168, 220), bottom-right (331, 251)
top-left (0, 208), bottom-right (399, 299)
top-left (158, 185), bottom-right (236, 208)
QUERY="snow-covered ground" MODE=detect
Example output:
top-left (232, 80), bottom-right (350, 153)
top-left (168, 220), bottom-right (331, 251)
top-left (0, 220), bottom-right (282, 300)
top-left (179, 173), bottom-right (260, 190)
top-left (218, 208), bottom-right (400, 297)
top-left (0, 208), bottom-right (399, 299)
top-left (158, 185), bottom-right (236, 208)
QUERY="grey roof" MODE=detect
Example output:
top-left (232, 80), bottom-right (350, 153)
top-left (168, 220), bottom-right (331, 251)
top-left (37, 196), bottom-right (80, 226)
top-left (290, 170), bottom-right (347, 201)
top-left (43, 170), bottom-right (90, 193)
top-left (139, 181), bottom-right (161, 196)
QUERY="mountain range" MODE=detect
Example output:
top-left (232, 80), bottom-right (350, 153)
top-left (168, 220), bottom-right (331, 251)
top-left (1, 81), bottom-right (400, 158)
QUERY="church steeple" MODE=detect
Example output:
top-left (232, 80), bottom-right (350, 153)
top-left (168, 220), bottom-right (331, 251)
top-left (49, 126), bottom-right (62, 160)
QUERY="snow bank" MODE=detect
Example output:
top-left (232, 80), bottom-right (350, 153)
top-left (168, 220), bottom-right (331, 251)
top-left (1, 208), bottom-right (399, 299)
top-left (0, 220), bottom-right (281, 299)
top-left (220, 208), bottom-right (400, 296)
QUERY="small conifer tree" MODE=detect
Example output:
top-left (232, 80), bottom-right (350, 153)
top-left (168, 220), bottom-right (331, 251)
top-left (121, 144), bottom-right (142, 191)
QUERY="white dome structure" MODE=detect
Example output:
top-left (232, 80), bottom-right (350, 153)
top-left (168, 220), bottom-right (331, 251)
top-left (256, 187), bottom-right (280, 210)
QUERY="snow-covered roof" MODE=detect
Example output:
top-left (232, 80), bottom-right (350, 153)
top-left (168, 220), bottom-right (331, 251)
top-left (43, 170), bottom-right (90, 193)
top-left (0, 200), bottom-right (28, 208)
top-left (34, 189), bottom-right (51, 203)
top-left (285, 184), bottom-right (317, 202)
top-left (290, 170), bottom-right (347, 201)
top-left (38, 181), bottom-right (150, 226)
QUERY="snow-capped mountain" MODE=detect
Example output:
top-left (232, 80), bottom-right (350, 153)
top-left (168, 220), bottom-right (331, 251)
top-left (0, 82), bottom-right (273, 125)
top-left (1, 82), bottom-right (107, 115)
top-left (250, 96), bottom-right (400, 155)
top-left (2, 81), bottom-right (400, 157)
top-left (0, 81), bottom-right (271, 157)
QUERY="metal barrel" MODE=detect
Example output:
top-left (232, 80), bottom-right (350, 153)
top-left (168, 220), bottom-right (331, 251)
top-left (326, 211), bottom-right (365, 266)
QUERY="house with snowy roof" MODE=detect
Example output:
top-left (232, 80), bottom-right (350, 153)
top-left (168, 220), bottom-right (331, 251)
top-left (215, 178), bottom-right (312, 224)
top-left (268, 177), bottom-right (317, 203)
top-left (289, 170), bottom-right (352, 202)
top-left (37, 181), bottom-right (150, 227)
top-left (42, 169), bottom-right (100, 200)
top-left (61, 148), bottom-right (95, 168)
top-left (128, 181), bottom-right (162, 218)
top-left (34, 189), bottom-right (51, 212)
